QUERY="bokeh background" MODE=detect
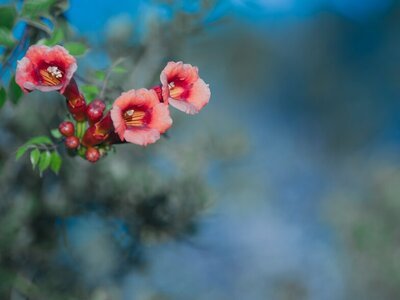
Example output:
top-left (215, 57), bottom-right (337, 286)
top-left (2, 0), bottom-right (400, 299)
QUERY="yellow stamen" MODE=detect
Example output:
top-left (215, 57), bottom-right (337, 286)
top-left (39, 69), bottom-right (61, 86)
top-left (169, 84), bottom-right (184, 99)
top-left (123, 109), bottom-right (146, 127)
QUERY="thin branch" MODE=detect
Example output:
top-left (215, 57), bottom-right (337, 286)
top-left (0, 25), bottom-right (30, 83)
top-left (19, 18), bottom-right (52, 36)
top-left (74, 73), bottom-right (98, 86)
top-left (99, 57), bottom-right (126, 99)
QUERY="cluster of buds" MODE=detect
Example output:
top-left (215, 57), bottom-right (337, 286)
top-left (15, 45), bottom-right (211, 163)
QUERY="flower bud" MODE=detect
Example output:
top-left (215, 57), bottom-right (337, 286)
top-left (152, 85), bottom-right (163, 102)
top-left (63, 79), bottom-right (87, 121)
top-left (82, 112), bottom-right (114, 147)
top-left (86, 99), bottom-right (106, 125)
top-left (65, 136), bottom-right (80, 149)
top-left (58, 121), bottom-right (75, 137)
top-left (85, 147), bottom-right (100, 163)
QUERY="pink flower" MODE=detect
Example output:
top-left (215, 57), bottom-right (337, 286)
top-left (160, 61), bottom-right (210, 114)
top-left (110, 89), bottom-right (172, 146)
top-left (16, 45), bottom-right (77, 94)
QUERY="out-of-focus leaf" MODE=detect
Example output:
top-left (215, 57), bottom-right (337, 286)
top-left (81, 84), bottom-right (99, 103)
top-left (0, 27), bottom-right (15, 47)
top-left (0, 5), bottom-right (17, 29)
top-left (52, 0), bottom-right (69, 16)
top-left (43, 27), bottom-right (63, 46)
top-left (64, 42), bottom-right (88, 56)
top-left (50, 128), bottom-right (62, 139)
top-left (16, 135), bottom-right (53, 161)
top-left (50, 151), bottom-right (62, 174)
top-left (94, 70), bottom-right (106, 81)
top-left (106, 103), bottom-right (112, 111)
top-left (15, 145), bottom-right (29, 160)
top-left (30, 149), bottom-right (40, 170)
top-left (25, 135), bottom-right (53, 146)
top-left (38, 151), bottom-right (52, 175)
top-left (22, 19), bottom-right (53, 35)
top-left (0, 86), bottom-right (6, 109)
top-left (112, 65), bottom-right (127, 74)
top-left (8, 76), bottom-right (23, 105)
top-left (22, 0), bottom-right (55, 18)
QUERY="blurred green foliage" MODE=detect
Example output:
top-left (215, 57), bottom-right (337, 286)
top-left (0, 0), bottom-right (242, 299)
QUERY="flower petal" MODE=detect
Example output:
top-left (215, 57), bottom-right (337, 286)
top-left (110, 105), bottom-right (126, 140)
top-left (186, 79), bottom-right (210, 112)
top-left (149, 103), bottom-right (173, 133)
top-left (15, 45), bottom-right (77, 93)
top-left (124, 128), bottom-right (160, 146)
top-left (169, 79), bottom-right (210, 114)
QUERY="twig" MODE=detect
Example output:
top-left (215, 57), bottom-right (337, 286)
top-left (0, 25), bottom-right (30, 83)
top-left (74, 73), bottom-right (98, 86)
top-left (99, 57), bottom-right (125, 99)
top-left (19, 18), bottom-right (52, 36)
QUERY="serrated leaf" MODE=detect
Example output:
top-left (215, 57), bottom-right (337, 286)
top-left (43, 27), bottom-right (63, 46)
top-left (50, 151), bottom-right (62, 174)
top-left (22, 0), bottom-right (55, 18)
top-left (0, 87), bottom-right (6, 109)
top-left (38, 151), bottom-right (52, 175)
top-left (8, 76), bottom-right (23, 105)
top-left (50, 128), bottom-right (62, 139)
top-left (0, 27), bottom-right (15, 47)
top-left (30, 148), bottom-right (40, 170)
top-left (94, 70), bottom-right (106, 81)
top-left (112, 65), bottom-right (127, 74)
top-left (64, 42), bottom-right (88, 56)
top-left (0, 5), bottom-right (17, 29)
top-left (15, 145), bottom-right (29, 160)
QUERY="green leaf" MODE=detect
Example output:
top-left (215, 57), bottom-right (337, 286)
top-left (112, 65), bottom-right (127, 74)
top-left (22, 0), bottom-right (55, 18)
top-left (52, 0), bottom-right (69, 16)
top-left (23, 19), bottom-right (53, 36)
top-left (16, 135), bottom-right (54, 164)
top-left (106, 103), bottom-right (113, 111)
top-left (50, 151), bottom-right (62, 174)
top-left (64, 42), bottom-right (88, 56)
top-left (25, 135), bottom-right (53, 146)
top-left (43, 27), bottom-right (63, 46)
top-left (0, 87), bottom-right (6, 109)
top-left (38, 151), bottom-right (52, 175)
top-left (15, 145), bottom-right (29, 160)
top-left (94, 70), bottom-right (106, 81)
top-left (0, 5), bottom-right (17, 29)
top-left (81, 84), bottom-right (99, 103)
top-left (50, 128), bottom-right (62, 139)
top-left (8, 76), bottom-right (23, 105)
top-left (0, 27), bottom-right (15, 47)
top-left (30, 149), bottom-right (40, 170)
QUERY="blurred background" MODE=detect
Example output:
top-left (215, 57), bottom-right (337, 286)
top-left (1, 0), bottom-right (400, 299)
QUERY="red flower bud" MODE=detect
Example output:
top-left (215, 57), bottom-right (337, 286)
top-left (58, 121), bottom-right (75, 137)
top-left (85, 147), bottom-right (100, 163)
top-left (82, 112), bottom-right (114, 147)
top-left (63, 78), bottom-right (87, 121)
top-left (67, 96), bottom-right (87, 121)
top-left (152, 85), bottom-right (163, 102)
top-left (86, 99), bottom-right (106, 125)
top-left (65, 136), bottom-right (80, 149)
